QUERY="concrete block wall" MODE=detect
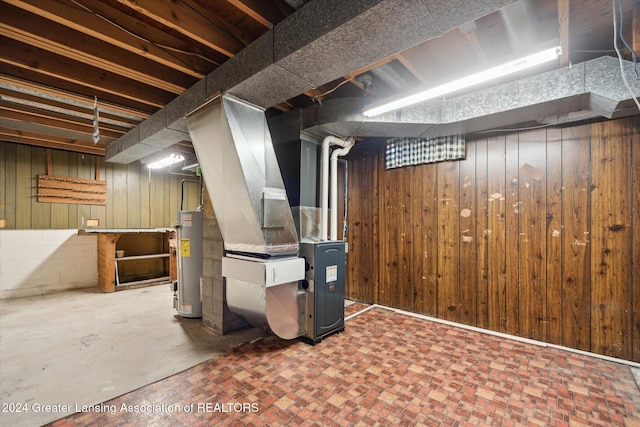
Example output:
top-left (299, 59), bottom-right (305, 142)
top-left (0, 230), bottom-right (98, 299)
top-left (201, 190), bottom-right (248, 334)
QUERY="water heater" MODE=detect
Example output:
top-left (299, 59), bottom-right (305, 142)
top-left (175, 210), bottom-right (203, 318)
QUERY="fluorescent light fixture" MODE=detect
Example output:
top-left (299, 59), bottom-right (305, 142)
top-left (363, 45), bottom-right (562, 117)
top-left (146, 153), bottom-right (185, 169)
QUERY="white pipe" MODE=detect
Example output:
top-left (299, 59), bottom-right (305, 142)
top-left (346, 304), bottom-right (640, 369)
top-left (320, 135), bottom-right (351, 241)
top-left (330, 137), bottom-right (354, 240)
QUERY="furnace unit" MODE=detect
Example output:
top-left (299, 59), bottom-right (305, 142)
top-left (301, 241), bottom-right (345, 344)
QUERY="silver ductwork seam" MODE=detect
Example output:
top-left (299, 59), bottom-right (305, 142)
top-left (186, 94), bottom-right (305, 339)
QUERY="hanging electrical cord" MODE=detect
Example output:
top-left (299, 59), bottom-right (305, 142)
top-left (612, 0), bottom-right (640, 111)
top-left (617, 0), bottom-right (639, 79)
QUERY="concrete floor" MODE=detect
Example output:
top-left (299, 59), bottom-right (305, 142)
top-left (0, 285), bottom-right (265, 427)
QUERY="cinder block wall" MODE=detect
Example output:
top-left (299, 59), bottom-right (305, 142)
top-left (200, 189), bottom-right (248, 334)
top-left (0, 230), bottom-right (98, 299)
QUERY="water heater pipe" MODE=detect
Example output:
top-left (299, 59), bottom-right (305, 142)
top-left (321, 135), bottom-right (352, 240)
top-left (330, 137), bottom-right (355, 240)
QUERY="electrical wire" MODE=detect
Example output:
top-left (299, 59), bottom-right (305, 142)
top-left (312, 77), bottom-right (356, 102)
top-left (67, 0), bottom-right (219, 72)
top-left (612, 0), bottom-right (640, 111)
top-left (617, 0), bottom-right (639, 79)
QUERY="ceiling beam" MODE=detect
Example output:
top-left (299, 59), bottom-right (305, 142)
top-left (115, 0), bottom-right (244, 57)
top-left (1, 100), bottom-right (128, 138)
top-left (4, 0), bottom-right (205, 78)
top-left (0, 6), bottom-right (196, 95)
top-left (0, 87), bottom-right (140, 127)
top-left (0, 37), bottom-right (174, 108)
top-left (226, 0), bottom-right (291, 28)
top-left (0, 74), bottom-right (150, 121)
top-left (0, 127), bottom-right (105, 155)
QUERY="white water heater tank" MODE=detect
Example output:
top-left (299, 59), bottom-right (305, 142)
top-left (176, 210), bottom-right (203, 318)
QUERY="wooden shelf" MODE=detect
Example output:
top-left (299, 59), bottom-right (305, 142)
top-left (90, 229), bottom-right (176, 293)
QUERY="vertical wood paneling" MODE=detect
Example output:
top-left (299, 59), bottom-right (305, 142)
top-left (632, 117), bottom-right (640, 363)
top-left (459, 141), bottom-right (476, 325)
top-left (504, 133), bottom-right (520, 336)
top-left (518, 129), bottom-right (547, 341)
top-left (67, 153), bottom-right (79, 228)
top-left (31, 148), bottom-right (51, 229)
top-left (4, 143), bottom-right (17, 228)
top-left (0, 143), bottom-right (6, 222)
top-left (51, 150), bottom-right (70, 229)
top-left (591, 120), bottom-right (632, 359)
top-left (487, 135), bottom-right (508, 332)
top-left (474, 138), bottom-right (489, 328)
top-left (77, 155), bottom-right (92, 227)
top-left (15, 145), bottom-right (31, 229)
top-left (140, 168), bottom-right (151, 228)
top-left (113, 163), bottom-right (128, 228)
top-left (437, 160), bottom-right (460, 321)
top-left (417, 159), bottom-right (438, 316)
top-left (169, 174), bottom-right (179, 224)
top-left (380, 167), bottom-right (400, 307)
top-left (105, 163), bottom-right (114, 229)
top-left (546, 128), bottom-right (563, 345)
top-left (127, 163), bottom-right (141, 228)
top-left (561, 124), bottom-right (591, 351)
top-left (398, 167), bottom-right (413, 310)
top-left (91, 157), bottom-right (107, 228)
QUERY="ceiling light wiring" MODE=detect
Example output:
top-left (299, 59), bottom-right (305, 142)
top-left (612, 0), bottom-right (640, 111)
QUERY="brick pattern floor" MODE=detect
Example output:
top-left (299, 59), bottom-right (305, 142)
top-left (49, 304), bottom-right (640, 426)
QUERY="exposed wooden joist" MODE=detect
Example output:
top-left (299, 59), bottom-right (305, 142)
top-left (226, 0), bottom-right (290, 28)
top-left (0, 127), bottom-right (106, 155)
top-left (1, 102), bottom-right (126, 139)
top-left (4, 0), bottom-right (205, 78)
top-left (0, 5), bottom-right (196, 94)
top-left (0, 74), bottom-right (150, 121)
top-left (116, 0), bottom-right (244, 57)
top-left (392, 52), bottom-right (429, 85)
top-left (0, 87), bottom-right (140, 127)
top-left (460, 27), bottom-right (488, 63)
top-left (0, 36), bottom-right (173, 108)
top-left (1, 100), bottom-right (129, 135)
top-left (183, 0), bottom-right (253, 47)
top-left (0, 87), bottom-right (139, 127)
top-left (558, 0), bottom-right (570, 67)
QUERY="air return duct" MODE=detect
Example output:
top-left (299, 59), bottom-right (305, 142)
top-left (187, 94), bottom-right (305, 339)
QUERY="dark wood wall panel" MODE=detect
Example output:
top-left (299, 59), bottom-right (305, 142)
top-left (345, 116), bottom-right (640, 361)
top-left (0, 142), bottom-right (200, 230)
top-left (590, 121), bottom-right (633, 359)
top-left (560, 124), bottom-right (591, 352)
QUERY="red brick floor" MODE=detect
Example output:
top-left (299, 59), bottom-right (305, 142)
top-left (49, 304), bottom-right (639, 426)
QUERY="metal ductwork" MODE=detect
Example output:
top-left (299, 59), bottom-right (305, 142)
top-left (301, 56), bottom-right (640, 139)
top-left (187, 94), bottom-right (304, 339)
top-left (106, 0), bottom-right (520, 164)
top-left (187, 95), bottom-right (299, 256)
top-left (499, 0), bottom-right (541, 52)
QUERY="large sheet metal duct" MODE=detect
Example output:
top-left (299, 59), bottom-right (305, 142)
top-left (186, 94), bottom-right (305, 339)
top-left (106, 0), bottom-right (519, 164)
top-left (301, 56), bottom-right (640, 139)
top-left (187, 95), bottom-right (298, 256)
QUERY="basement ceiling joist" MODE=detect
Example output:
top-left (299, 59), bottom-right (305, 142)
top-left (0, 0), bottom-right (638, 158)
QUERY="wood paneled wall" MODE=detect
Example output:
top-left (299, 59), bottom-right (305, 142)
top-left (0, 142), bottom-right (200, 229)
top-left (345, 116), bottom-right (640, 362)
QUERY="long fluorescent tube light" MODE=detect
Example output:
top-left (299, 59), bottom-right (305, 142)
top-left (147, 153), bottom-right (185, 169)
top-left (362, 45), bottom-right (562, 117)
